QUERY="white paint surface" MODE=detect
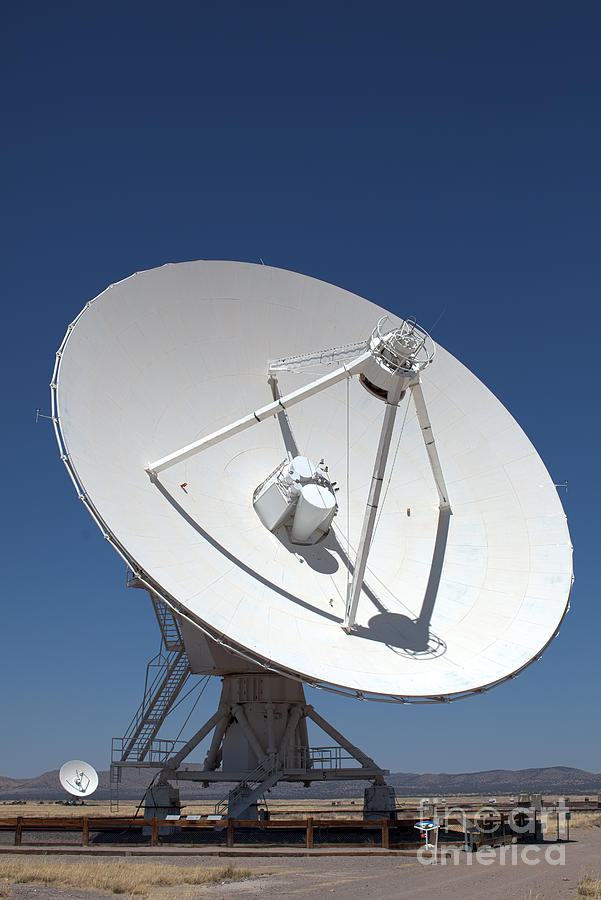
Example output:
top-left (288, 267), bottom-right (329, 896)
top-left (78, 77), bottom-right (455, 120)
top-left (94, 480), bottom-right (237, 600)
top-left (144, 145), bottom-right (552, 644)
top-left (54, 261), bottom-right (572, 699)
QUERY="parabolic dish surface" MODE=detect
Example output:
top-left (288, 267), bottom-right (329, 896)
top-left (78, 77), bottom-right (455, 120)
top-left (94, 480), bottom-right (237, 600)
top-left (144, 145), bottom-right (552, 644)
top-left (54, 261), bottom-right (572, 700)
top-left (59, 760), bottom-right (99, 797)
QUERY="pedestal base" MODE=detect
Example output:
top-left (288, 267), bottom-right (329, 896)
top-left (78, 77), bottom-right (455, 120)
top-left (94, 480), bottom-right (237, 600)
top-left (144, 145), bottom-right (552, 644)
top-left (363, 783), bottom-right (397, 821)
top-left (143, 783), bottom-right (181, 835)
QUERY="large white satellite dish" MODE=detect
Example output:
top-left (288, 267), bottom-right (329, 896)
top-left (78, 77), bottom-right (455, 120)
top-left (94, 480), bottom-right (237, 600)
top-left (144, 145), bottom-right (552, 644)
top-left (51, 261), bottom-right (574, 822)
top-left (51, 261), bottom-right (572, 702)
top-left (59, 760), bottom-right (98, 797)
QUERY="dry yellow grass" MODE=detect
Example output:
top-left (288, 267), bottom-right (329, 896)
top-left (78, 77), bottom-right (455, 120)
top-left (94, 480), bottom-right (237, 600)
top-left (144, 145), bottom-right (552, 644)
top-left (0, 801), bottom-right (138, 818)
top-left (579, 874), bottom-right (601, 899)
top-left (568, 812), bottom-right (601, 829)
top-left (0, 859), bottom-right (252, 895)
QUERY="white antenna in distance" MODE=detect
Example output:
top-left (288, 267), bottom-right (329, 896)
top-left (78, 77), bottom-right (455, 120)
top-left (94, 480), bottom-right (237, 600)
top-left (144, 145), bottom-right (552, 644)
top-left (59, 760), bottom-right (98, 798)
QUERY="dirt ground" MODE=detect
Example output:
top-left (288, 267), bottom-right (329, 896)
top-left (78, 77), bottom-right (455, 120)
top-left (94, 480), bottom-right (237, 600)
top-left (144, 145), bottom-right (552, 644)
top-left (0, 826), bottom-right (599, 900)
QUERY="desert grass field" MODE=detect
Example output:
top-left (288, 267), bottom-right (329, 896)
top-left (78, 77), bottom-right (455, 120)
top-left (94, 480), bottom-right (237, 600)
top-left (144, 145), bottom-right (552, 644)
top-left (4, 793), bottom-right (600, 820)
top-left (0, 858), bottom-right (252, 897)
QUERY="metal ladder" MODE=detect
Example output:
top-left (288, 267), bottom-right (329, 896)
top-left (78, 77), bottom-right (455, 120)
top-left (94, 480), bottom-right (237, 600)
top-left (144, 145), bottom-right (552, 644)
top-left (150, 593), bottom-right (184, 650)
top-left (120, 650), bottom-right (191, 762)
top-left (109, 763), bottom-right (121, 813)
top-left (109, 586), bottom-right (194, 811)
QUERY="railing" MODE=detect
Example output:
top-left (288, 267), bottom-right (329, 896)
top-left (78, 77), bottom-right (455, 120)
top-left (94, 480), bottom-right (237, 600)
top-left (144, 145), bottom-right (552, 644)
top-left (369, 316), bottom-right (435, 374)
top-left (281, 746), bottom-right (354, 770)
top-left (111, 737), bottom-right (187, 765)
top-left (126, 574), bottom-right (185, 651)
top-left (150, 594), bottom-right (184, 650)
top-left (268, 339), bottom-right (368, 374)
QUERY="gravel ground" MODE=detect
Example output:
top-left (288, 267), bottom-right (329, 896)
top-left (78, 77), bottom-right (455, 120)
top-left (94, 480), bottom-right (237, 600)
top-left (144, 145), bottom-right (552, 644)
top-left (0, 828), bottom-right (599, 899)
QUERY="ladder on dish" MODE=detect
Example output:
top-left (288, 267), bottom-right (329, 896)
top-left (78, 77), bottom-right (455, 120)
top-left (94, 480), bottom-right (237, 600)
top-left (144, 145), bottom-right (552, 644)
top-left (114, 584), bottom-right (192, 763)
top-left (119, 650), bottom-right (191, 762)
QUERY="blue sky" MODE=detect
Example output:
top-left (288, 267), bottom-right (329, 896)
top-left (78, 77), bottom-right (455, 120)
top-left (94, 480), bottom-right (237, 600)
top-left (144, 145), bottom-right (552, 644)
top-left (1, 2), bottom-right (599, 778)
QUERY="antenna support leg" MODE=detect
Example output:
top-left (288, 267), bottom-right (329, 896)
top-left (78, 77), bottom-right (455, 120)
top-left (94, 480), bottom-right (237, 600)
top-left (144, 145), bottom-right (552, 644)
top-left (343, 378), bottom-right (405, 631)
top-left (410, 382), bottom-right (451, 509)
top-left (145, 351), bottom-right (371, 476)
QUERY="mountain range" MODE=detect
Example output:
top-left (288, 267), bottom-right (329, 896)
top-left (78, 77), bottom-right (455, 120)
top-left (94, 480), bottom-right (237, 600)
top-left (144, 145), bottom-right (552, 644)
top-left (1, 766), bottom-right (599, 801)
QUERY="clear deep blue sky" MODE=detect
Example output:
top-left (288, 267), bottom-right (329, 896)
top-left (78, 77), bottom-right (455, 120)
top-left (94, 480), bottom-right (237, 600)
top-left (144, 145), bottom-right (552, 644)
top-left (2, 2), bottom-right (599, 778)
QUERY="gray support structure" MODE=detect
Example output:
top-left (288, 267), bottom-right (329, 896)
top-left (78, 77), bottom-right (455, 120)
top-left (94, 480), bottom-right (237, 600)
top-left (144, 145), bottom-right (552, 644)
top-left (113, 554), bottom-right (397, 821)
top-left (165, 709), bottom-right (225, 771)
top-left (305, 707), bottom-right (381, 774)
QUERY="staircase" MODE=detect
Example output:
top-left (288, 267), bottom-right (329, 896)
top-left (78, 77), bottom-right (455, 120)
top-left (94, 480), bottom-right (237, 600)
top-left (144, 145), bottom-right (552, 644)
top-left (113, 587), bottom-right (192, 764)
top-left (150, 594), bottom-right (184, 650)
top-left (120, 650), bottom-right (191, 762)
top-left (214, 754), bottom-right (282, 819)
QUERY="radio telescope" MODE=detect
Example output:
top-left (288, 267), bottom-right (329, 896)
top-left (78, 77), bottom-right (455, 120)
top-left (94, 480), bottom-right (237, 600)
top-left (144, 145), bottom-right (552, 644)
top-left (59, 760), bottom-right (98, 798)
top-left (51, 261), bottom-right (572, 820)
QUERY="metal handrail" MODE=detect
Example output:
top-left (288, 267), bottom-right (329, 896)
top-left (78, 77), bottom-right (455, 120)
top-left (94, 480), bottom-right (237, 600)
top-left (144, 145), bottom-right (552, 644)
top-left (112, 737), bottom-right (187, 764)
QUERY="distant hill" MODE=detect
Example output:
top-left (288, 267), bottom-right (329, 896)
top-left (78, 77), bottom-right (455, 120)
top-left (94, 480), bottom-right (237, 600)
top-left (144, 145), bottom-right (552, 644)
top-left (1, 766), bottom-right (599, 802)
top-left (386, 766), bottom-right (601, 796)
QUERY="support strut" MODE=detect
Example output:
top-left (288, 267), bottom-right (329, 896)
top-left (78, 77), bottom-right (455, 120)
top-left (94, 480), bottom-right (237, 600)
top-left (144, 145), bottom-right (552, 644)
top-left (343, 378), bottom-right (405, 631)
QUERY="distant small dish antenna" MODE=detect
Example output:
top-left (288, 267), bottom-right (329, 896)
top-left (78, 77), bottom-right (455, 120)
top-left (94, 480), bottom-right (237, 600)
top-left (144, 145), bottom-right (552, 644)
top-left (59, 760), bottom-right (98, 797)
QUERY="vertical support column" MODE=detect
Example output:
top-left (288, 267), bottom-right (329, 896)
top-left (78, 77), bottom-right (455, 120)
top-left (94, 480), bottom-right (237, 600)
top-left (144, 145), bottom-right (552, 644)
top-left (82, 817), bottom-right (89, 846)
top-left (381, 817), bottom-right (390, 849)
top-left (306, 817), bottom-right (314, 848)
top-left (14, 817), bottom-right (22, 846)
top-left (343, 372), bottom-right (406, 631)
top-left (277, 705), bottom-right (303, 766)
top-left (266, 703), bottom-right (275, 755)
top-left (151, 817), bottom-right (159, 846)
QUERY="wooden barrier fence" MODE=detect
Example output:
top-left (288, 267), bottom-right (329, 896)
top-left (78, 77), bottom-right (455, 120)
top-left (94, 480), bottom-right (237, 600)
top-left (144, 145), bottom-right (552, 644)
top-left (0, 812), bottom-right (531, 850)
top-left (0, 815), bottom-right (393, 849)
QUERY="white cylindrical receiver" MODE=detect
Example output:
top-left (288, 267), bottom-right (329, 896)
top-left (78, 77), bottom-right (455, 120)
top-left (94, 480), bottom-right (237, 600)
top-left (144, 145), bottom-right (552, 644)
top-left (289, 455), bottom-right (316, 482)
top-left (291, 483), bottom-right (336, 543)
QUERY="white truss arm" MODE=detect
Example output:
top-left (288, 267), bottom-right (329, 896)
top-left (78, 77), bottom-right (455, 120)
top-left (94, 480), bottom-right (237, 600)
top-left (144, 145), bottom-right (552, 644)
top-left (343, 378), bottom-right (405, 632)
top-left (145, 351), bottom-right (371, 476)
top-left (410, 381), bottom-right (451, 509)
top-left (268, 340), bottom-right (367, 373)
